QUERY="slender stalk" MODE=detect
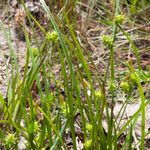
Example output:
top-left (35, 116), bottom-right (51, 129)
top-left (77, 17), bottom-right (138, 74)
top-left (117, 24), bottom-right (142, 70)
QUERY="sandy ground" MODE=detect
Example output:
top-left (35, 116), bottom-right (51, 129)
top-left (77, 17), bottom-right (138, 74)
top-left (0, 20), bottom-right (26, 97)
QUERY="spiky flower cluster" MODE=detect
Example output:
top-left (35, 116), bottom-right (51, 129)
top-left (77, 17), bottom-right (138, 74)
top-left (102, 35), bottom-right (113, 47)
top-left (46, 31), bottom-right (58, 42)
top-left (114, 14), bottom-right (125, 24)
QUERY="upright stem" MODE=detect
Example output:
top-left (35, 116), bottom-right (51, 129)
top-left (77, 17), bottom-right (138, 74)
top-left (107, 0), bottom-right (120, 149)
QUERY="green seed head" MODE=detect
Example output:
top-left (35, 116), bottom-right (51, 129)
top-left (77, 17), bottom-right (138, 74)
top-left (120, 81), bottom-right (131, 93)
top-left (61, 102), bottom-right (70, 116)
top-left (4, 133), bottom-right (16, 146)
top-left (114, 14), bottom-right (125, 24)
top-left (102, 35), bottom-right (113, 47)
top-left (95, 90), bottom-right (104, 99)
top-left (108, 81), bottom-right (116, 92)
top-left (46, 31), bottom-right (58, 42)
top-left (32, 47), bottom-right (39, 57)
top-left (86, 123), bottom-right (93, 131)
top-left (84, 140), bottom-right (92, 148)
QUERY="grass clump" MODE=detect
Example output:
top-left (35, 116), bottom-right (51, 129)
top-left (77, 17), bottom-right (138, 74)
top-left (0, 0), bottom-right (150, 149)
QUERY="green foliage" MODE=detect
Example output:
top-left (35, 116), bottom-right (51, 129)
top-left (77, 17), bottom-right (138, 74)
top-left (127, 0), bottom-right (150, 14)
top-left (0, 0), bottom-right (149, 149)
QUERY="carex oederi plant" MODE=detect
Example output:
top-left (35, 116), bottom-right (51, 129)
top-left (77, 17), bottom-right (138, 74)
top-left (0, 0), bottom-right (149, 149)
